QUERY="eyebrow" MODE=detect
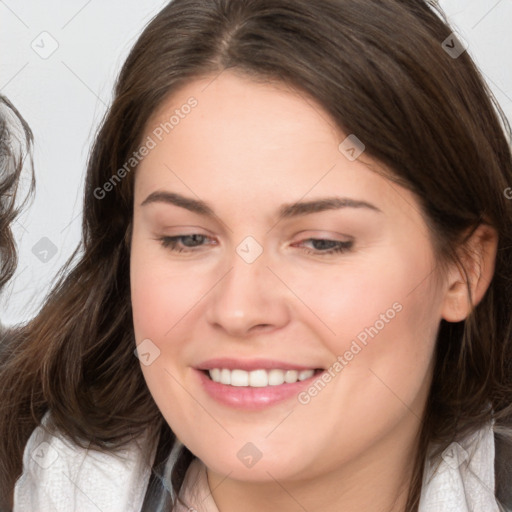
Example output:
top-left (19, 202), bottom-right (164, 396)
top-left (140, 191), bottom-right (383, 219)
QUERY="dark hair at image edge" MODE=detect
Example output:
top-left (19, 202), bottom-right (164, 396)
top-left (1, 1), bottom-right (512, 510)
top-left (0, 96), bottom-right (34, 291)
top-left (0, 97), bottom-right (34, 510)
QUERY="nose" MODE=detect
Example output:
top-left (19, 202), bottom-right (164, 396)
top-left (205, 243), bottom-right (291, 338)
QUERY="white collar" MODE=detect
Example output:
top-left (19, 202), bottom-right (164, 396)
top-left (177, 422), bottom-right (501, 512)
top-left (14, 412), bottom-right (501, 511)
top-left (419, 419), bottom-right (500, 511)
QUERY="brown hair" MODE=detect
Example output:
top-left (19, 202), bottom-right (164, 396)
top-left (0, 96), bottom-right (34, 291)
top-left (1, 1), bottom-right (512, 510)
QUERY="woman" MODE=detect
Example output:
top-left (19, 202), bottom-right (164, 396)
top-left (3, 0), bottom-right (512, 511)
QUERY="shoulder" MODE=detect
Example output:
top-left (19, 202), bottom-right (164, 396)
top-left (420, 420), bottom-right (506, 512)
top-left (495, 426), bottom-right (512, 512)
top-left (13, 411), bottom-right (156, 512)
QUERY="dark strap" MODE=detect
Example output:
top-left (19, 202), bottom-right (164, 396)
top-left (140, 424), bottom-right (174, 511)
top-left (495, 431), bottom-right (512, 511)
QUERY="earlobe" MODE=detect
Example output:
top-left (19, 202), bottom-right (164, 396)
top-left (440, 223), bottom-right (498, 323)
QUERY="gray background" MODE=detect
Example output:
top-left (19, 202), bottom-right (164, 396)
top-left (1, 0), bottom-right (511, 325)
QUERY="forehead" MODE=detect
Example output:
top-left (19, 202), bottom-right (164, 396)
top-left (145, 70), bottom-right (341, 160)
top-left (134, 70), bottom-right (417, 224)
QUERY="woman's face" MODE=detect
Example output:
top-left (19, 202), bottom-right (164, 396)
top-left (130, 70), bottom-right (448, 482)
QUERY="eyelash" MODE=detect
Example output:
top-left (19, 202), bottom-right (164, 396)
top-left (158, 235), bottom-right (354, 255)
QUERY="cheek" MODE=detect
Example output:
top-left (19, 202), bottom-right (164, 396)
top-left (129, 241), bottom-right (206, 427)
top-left (283, 255), bottom-right (439, 466)
top-left (130, 242), bottom-right (208, 343)
top-left (285, 246), bottom-right (439, 385)
top-left (279, 254), bottom-right (418, 340)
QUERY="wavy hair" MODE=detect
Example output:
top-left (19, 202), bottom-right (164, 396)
top-left (0, 95), bottom-right (34, 511)
top-left (0, 96), bottom-right (34, 291)
top-left (1, 1), bottom-right (512, 510)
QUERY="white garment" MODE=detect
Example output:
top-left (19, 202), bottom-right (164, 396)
top-left (14, 412), bottom-right (502, 511)
top-left (13, 412), bottom-right (157, 512)
top-left (418, 420), bottom-right (500, 512)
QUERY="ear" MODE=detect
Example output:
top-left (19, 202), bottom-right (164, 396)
top-left (440, 223), bottom-right (498, 323)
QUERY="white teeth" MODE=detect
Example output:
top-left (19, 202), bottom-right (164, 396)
top-left (220, 368), bottom-right (231, 385)
top-left (231, 369), bottom-right (249, 387)
top-left (284, 370), bottom-right (298, 383)
top-left (207, 368), bottom-right (317, 386)
top-left (268, 369), bottom-right (285, 386)
top-left (298, 370), bottom-right (314, 381)
top-left (249, 369), bottom-right (268, 387)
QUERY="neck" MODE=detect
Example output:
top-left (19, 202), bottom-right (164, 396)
top-left (207, 418), bottom-right (421, 512)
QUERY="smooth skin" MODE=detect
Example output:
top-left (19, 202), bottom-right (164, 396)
top-left (130, 69), bottom-right (498, 512)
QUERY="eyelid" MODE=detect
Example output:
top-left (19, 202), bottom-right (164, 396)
top-left (156, 224), bottom-right (217, 236)
top-left (158, 231), bottom-right (355, 258)
top-left (289, 229), bottom-right (354, 242)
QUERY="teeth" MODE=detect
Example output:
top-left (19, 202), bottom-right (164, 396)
top-left (298, 370), bottom-right (313, 381)
top-left (268, 369), bottom-right (285, 386)
top-left (249, 369), bottom-right (268, 387)
top-left (208, 368), bottom-right (316, 386)
top-left (231, 369), bottom-right (249, 387)
top-left (220, 369), bottom-right (231, 385)
top-left (284, 370), bottom-right (298, 383)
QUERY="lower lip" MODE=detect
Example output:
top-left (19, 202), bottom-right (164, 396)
top-left (195, 369), bottom-right (323, 410)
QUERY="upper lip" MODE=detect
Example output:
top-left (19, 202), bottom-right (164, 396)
top-left (196, 358), bottom-right (323, 371)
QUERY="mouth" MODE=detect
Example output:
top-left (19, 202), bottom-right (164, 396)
top-left (202, 368), bottom-right (324, 387)
top-left (195, 358), bottom-right (327, 408)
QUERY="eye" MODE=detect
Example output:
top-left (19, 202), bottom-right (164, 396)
top-left (293, 238), bottom-right (354, 255)
top-left (158, 234), bottom-right (215, 253)
top-left (157, 235), bottom-right (353, 256)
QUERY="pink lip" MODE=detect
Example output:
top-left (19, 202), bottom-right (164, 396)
top-left (194, 367), bottom-right (324, 410)
top-left (196, 358), bottom-right (322, 372)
